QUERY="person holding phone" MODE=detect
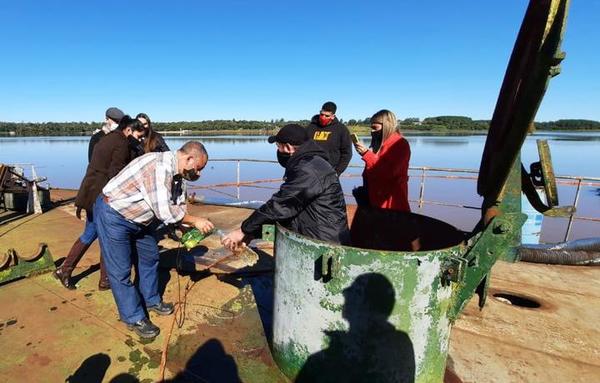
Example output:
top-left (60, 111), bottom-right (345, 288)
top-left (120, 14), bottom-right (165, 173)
top-left (353, 109), bottom-right (411, 212)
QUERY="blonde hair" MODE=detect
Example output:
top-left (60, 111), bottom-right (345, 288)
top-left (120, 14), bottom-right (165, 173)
top-left (370, 109), bottom-right (398, 142)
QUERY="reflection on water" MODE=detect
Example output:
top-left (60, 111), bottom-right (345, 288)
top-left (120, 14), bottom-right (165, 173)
top-left (411, 137), bottom-right (470, 146)
top-left (532, 132), bottom-right (600, 142)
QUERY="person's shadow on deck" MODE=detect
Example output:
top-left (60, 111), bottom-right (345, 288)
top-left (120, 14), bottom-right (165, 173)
top-left (296, 273), bottom-right (415, 383)
top-left (165, 338), bottom-right (242, 383)
top-left (66, 353), bottom-right (141, 383)
top-left (66, 353), bottom-right (111, 383)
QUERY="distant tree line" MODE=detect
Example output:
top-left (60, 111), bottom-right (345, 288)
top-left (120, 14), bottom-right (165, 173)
top-left (1, 117), bottom-right (598, 136)
top-left (352, 116), bottom-right (600, 132)
top-left (534, 119), bottom-right (600, 130)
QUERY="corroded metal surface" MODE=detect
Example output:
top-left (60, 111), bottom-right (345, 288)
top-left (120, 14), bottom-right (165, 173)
top-left (1, 198), bottom-right (599, 382)
top-left (0, 198), bottom-right (286, 382)
top-left (536, 140), bottom-right (559, 207)
top-left (0, 243), bottom-right (54, 284)
top-left (449, 260), bottom-right (600, 382)
top-left (272, 224), bottom-right (461, 382)
top-left (268, 163), bottom-right (524, 383)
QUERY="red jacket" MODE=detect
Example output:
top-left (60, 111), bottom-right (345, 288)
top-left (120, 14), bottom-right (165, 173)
top-left (361, 132), bottom-right (411, 212)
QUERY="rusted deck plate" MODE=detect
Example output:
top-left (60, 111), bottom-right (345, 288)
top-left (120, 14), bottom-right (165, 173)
top-left (0, 196), bottom-right (286, 382)
top-left (449, 260), bottom-right (600, 382)
top-left (1, 191), bottom-right (599, 382)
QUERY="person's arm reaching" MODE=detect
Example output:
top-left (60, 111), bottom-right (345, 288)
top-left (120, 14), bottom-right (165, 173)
top-left (222, 166), bottom-right (323, 250)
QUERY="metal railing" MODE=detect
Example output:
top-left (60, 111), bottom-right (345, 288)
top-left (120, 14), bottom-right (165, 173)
top-left (189, 159), bottom-right (600, 241)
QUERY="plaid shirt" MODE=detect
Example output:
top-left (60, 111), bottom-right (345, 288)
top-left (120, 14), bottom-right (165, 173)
top-left (102, 151), bottom-right (187, 225)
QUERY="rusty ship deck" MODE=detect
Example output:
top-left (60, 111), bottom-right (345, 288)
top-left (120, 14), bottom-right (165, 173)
top-left (0, 189), bottom-right (599, 382)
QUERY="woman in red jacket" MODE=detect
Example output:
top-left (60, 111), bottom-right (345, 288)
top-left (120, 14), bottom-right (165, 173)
top-left (353, 109), bottom-right (411, 212)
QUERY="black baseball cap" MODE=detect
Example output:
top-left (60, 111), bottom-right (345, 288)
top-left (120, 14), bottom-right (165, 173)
top-left (267, 124), bottom-right (309, 145)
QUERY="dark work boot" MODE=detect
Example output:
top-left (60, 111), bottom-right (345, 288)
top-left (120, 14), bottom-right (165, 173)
top-left (127, 318), bottom-right (160, 339)
top-left (147, 301), bottom-right (175, 316)
top-left (53, 239), bottom-right (90, 290)
top-left (98, 256), bottom-right (111, 291)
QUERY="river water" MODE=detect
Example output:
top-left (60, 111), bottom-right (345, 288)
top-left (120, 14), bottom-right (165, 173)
top-left (1, 132), bottom-right (598, 242)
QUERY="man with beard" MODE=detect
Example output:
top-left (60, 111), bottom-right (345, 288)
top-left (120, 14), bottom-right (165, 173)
top-left (306, 101), bottom-right (353, 175)
top-left (94, 141), bottom-right (214, 338)
top-left (221, 124), bottom-right (350, 251)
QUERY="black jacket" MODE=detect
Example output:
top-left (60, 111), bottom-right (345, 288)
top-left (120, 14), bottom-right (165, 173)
top-left (152, 132), bottom-right (170, 152)
top-left (306, 115), bottom-right (353, 174)
top-left (241, 140), bottom-right (350, 244)
top-left (129, 136), bottom-right (145, 160)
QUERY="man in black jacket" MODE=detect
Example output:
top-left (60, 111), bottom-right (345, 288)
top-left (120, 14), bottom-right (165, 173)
top-left (222, 124), bottom-right (350, 250)
top-left (306, 101), bottom-right (353, 175)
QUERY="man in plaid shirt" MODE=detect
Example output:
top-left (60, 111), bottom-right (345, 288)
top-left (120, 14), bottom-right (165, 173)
top-left (94, 141), bottom-right (214, 339)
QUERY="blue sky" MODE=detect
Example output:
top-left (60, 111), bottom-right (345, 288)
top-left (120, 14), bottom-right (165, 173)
top-left (0, 1), bottom-right (598, 122)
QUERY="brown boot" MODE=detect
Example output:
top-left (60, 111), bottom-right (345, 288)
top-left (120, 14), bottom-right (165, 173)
top-left (53, 239), bottom-right (90, 290)
top-left (98, 255), bottom-right (111, 291)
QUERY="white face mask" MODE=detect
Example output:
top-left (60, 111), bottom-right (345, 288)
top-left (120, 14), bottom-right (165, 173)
top-left (110, 122), bottom-right (119, 131)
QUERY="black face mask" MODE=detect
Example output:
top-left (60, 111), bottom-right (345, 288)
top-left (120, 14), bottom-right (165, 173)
top-left (277, 151), bottom-right (291, 168)
top-left (182, 168), bottom-right (200, 181)
top-left (371, 130), bottom-right (383, 153)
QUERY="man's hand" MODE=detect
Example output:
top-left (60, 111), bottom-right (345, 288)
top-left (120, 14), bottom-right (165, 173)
top-left (221, 228), bottom-right (247, 251)
top-left (193, 217), bottom-right (214, 234)
top-left (354, 142), bottom-right (369, 156)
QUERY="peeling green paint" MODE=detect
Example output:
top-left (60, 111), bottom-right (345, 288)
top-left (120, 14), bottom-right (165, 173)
top-left (127, 349), bottom-right (153, 377)
top-left (319, 298), bottom-right (342, 312)
top-left (272, 227), bottom-right (459, 381)
top-left (237, 355), bottom-right (288, 383)
top-left (271, 180), bottom-right (528, 383)
top-left (272, 341), bottom-right (310, 380)
top-left (0, 246), bottom-right (55, 284)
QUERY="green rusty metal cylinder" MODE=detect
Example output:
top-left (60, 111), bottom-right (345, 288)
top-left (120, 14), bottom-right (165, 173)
top-left (271, 210), bottom-right (470, 383)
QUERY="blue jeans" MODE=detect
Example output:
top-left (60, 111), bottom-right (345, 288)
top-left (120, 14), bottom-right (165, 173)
top-left (94, 196), bottom-right (161, 324)
top-left (79, 216), bottom-right (98, 245)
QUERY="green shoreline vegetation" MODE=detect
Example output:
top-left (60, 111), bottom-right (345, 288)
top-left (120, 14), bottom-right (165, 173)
top-left (1, 116), bottom-right (599, 137)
